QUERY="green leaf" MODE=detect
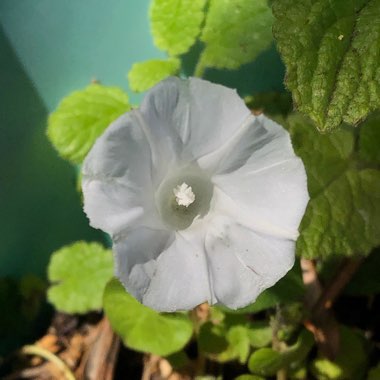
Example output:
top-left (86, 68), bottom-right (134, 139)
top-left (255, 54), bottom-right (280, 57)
top-left (47, 84), bottom-right (130, 164)
top-left (103, 278), bottom-right (193, 356)
top-left (199, 0), bottom-right (273, 70)
top-left (272, 0), bottom-right (380, 131)
top-left (218, 326), bottom-right (251, 364)
top-left (248, 329), bottom-right (314, 376)
top-left (128, 58), bottom-right (180, 93)
top-left (368, 364), bottom-right (380, 380)
top-left (199, 321), bottom-right (228, 354)
top-left (288, 114), bottom-right (380, 258)
top-left (47, 242), bottom-right (113, 314)
top-left (344, 248), bottom-right (380, 295)
top-left (248, 348), bottom-right (284, 376)
top-left (311, 327), bottom-right (368, 380)
top-left (248, 322), bottom-right (272, 348)
top-left (235, 375), bottom-right (265, 380)
top-left (150, 0), bottom-right (206, 56)
top-left (359, 112), bottom-right (380, 167)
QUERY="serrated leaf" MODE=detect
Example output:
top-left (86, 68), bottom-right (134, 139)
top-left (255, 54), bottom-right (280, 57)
top-left (128, 58), bottom-right (180, 93)
top-left (272, 0), bottom-right (380, 131)
top-left (150, 0), bottom-right (206, 56)
top-left (47, 84), bottom-right (130, 164)
top-left (103, 278), bottom-right (193, 356)
top-left (288, 114), bottom-right (380, 258)
top-left (47, 242), bottom-right (113, 314)
top-left (199, 0), bottom-right (273, 70)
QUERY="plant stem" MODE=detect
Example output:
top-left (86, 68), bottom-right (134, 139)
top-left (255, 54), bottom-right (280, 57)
top-left (313, 257), bottom-right (364, 316)
top-left (21, 344), bottom-right (75, 380)
top-left (194, 56), bottom-right (207, 78)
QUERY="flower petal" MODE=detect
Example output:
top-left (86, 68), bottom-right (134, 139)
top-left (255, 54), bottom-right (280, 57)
top-left (114, 227), bottom-right (173, 301)
top-left (210, 115), bottom-right (309, 239)
top-left (82, 113), bottom-right (162, 236)
top-left (205, 215), bottom-right (295, 309)
top-left (142, 223), bottom-right (213, 311)
top-left (138, 77), bottom-right (251, 169)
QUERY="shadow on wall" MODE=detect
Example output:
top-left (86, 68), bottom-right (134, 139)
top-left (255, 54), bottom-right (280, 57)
top-left (0, 26), bottom-right (102, 278)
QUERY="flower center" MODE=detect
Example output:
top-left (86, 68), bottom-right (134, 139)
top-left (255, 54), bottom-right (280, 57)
top-left (173, 182), bottom-right (195, 207)
top-left (155, 168), bottom-right (213, 230)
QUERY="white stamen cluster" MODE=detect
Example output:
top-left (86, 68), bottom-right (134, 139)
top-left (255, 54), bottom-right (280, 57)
top-left (173, 182), bottom-right (195, 207)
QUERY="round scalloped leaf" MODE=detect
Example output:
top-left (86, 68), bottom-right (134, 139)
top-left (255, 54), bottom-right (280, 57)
top-left (272, 0), bottom-right (380, 131)
top-left (103, 278), bottom-right (193, 356)
top-left (128, 58), bottom-right (180, 93)
top-left (47, 84), bottom-right (130, 164)
top-left (150, 0), bottom-right (206, 56)
top-left (47, 242), bottom-right (113, 314)
top-left (199, 0), bottom-right (273, 70)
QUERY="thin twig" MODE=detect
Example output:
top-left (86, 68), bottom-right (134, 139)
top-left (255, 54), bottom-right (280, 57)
top-left (21, 344), bottom-right (75, 380)
top-left (313, 257), bottom-right (364, 315)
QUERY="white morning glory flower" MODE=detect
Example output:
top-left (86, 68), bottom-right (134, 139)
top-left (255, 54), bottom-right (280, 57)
top-left (82, 77), bottom-right (309, 312)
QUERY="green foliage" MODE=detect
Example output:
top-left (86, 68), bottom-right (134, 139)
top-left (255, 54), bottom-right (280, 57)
top-left (287, 114), bottom-right (380, 259)
top-left (47, 242), bottom-right (113, 314)
top-left (199, 321), bottom-right (229, 354)
top-left (368, 364), bottom-right (380, 380)
top-left (272, 0), bottom-right (380, 131)
top-left (248, 329), bottom-right (314, 376)
top-left (150, 0), bottom-right (206, 56)
top-left (0, 276), bottom-right (46, 355)
top-left (344, 248), bottom-right (380, 295)
top-left (310, 327), bottom-right (368, 380)
top-left (359, 113), bottom-right (380, 166)
top-left (235, 375), bottom-right (265, 380)
top-left (47, 84), bottom-right (130, 164)
top-left (128, 58), bottom-right (180, 93)
top-left (218, 325), bottom-right (251, 363)
top-left (248, 348), bottom-right (284, 376)
top-left (198, 0), bottom-right (273, 71)
top-left (103, 278), bottom-right (193, 356)
top-left (247, 322), bottom-right (272, 348)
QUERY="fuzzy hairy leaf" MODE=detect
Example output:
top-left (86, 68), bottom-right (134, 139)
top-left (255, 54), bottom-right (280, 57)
top-left (288, 114), bottom-right (380, 258)
top-left (150, 0), bottom-right (206, 55)
top-left (103, 278), bottom-right (193, 356)
top-left (128, 58), bottom-right (180, 93)
top-left (47, 242), bottom-right (113, 314)
top-left (273, 0), bottom-right (380, 131)
top-left (47, 84), bottom-right (130, 164)
top-left (199, 0), bottom-right (273, 70)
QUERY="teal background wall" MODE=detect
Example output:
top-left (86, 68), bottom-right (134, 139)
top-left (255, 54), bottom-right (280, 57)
top-left (0, 0), bottom-right (285, 278)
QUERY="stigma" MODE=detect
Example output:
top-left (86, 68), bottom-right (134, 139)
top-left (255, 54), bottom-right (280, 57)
top-left (173, 182), bottom-right (195, 207)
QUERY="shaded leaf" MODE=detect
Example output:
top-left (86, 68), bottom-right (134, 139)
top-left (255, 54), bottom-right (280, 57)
top-left (288, 114), bottom-right (380, 258)
top-left (103, 278), bottom-right (193, 356)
